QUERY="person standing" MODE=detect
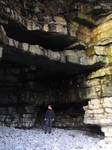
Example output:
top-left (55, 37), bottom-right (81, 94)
top-left (44, 105), bottom-right (55, 134)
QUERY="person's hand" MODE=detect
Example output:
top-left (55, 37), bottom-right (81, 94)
top-left (52, 119), bottom-right (54, 121)
top-left (44, 118), bottom-right (46, 121)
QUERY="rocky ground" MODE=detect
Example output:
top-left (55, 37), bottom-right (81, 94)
top-left (0, 126), bottom-right (112, 150)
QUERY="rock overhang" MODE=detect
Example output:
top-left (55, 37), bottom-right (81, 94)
top-left (0, 0), bottom-right (109, 78)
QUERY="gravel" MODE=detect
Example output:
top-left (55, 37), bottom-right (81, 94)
top-left (0, 126), bottom-right (112, 150)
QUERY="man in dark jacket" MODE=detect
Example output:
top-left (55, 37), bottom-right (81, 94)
top-left (44, 105), bottom-right (55, 134)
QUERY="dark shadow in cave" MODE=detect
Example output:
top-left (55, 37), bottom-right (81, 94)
top-left (2, 20), bottom-right (83, 51)
top-left (0, 58), bottom-right (104, 137)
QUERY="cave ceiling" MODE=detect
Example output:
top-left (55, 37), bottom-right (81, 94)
top-left (0, 0), bottom-right (110, 78)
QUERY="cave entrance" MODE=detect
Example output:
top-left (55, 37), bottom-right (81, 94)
top-left (0, 15), bottom-right (104, 134)
top-left (0, 54), bottom-right (103, 136)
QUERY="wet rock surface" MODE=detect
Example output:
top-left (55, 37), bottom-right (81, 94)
top-left (0, 126), bottom-right (108, 150)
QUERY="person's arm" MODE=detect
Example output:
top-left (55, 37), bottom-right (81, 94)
top-left (44, 110), bottom-right (48, 120)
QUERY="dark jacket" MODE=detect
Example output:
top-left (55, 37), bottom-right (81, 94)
top-left (45, 109), bottom-right (55, 119)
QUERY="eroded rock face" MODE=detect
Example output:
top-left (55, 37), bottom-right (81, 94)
top-left (0, 61), bottom-right (81, 128)
top-left (0, 0), bottom-right (112, 141)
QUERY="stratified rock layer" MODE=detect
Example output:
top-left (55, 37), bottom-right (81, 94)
top-left (0, 0), bottom-right (112, 141)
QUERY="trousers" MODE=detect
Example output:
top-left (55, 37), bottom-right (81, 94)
top-left (45, 119), bottom-right (52, 133)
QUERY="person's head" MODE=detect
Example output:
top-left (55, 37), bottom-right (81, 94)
top-left (48, 105), bottom-right (52, 110)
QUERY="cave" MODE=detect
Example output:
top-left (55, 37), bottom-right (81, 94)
top-left (1, 0), bottom-right (112, 142)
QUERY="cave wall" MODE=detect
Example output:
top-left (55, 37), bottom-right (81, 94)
top-left (75, 7), bottom-right (112, 142)
top-left (0, 62), bottom-right (81, 128)
top-left (77, 66), bottom-right (112, 141)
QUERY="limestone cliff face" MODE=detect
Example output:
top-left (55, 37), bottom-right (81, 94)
top-left (0, 0), bottom-right (112, 140)
top-left (0, 0), bottom-right (108, 67)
